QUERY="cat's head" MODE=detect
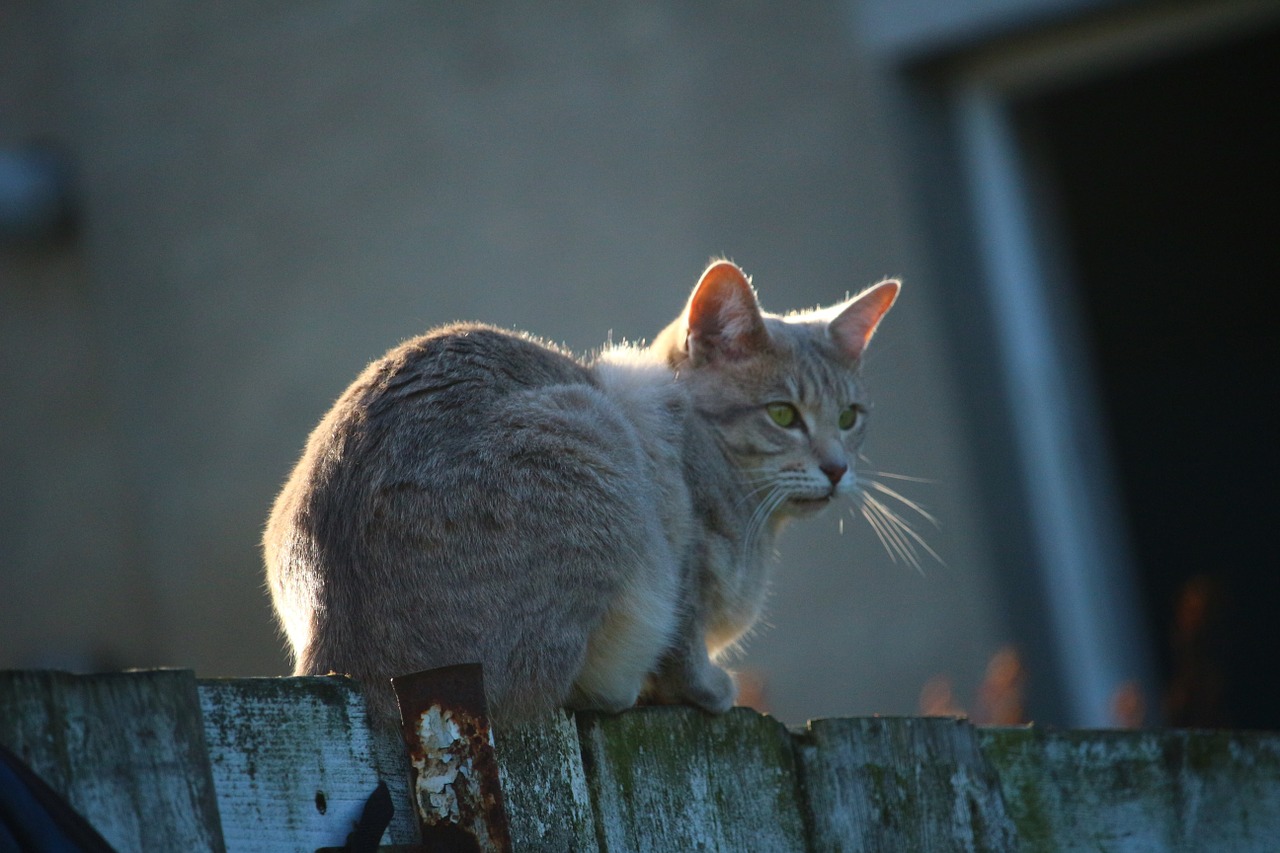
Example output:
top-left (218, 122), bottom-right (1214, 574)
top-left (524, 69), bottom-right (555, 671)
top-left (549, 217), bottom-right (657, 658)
top-left (653, 260), bottom-right (898, 519)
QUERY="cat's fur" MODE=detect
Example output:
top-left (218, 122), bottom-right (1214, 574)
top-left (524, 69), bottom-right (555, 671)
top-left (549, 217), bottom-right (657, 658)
top-left (264, 261), bottom-right (898, 723)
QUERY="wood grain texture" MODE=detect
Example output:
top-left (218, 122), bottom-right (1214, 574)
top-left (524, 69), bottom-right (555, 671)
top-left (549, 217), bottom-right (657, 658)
top-left (0, 668), bottom-right (226, 851)
top-left (577, 706), bottom-right (808, 853)
top-left (980, 726), bottom-right (1280, 853)
top-left (198, 676), bottom-right (417, 852)
top-left (7, 670), bottom-right (1280, 852)
top-left (494, 710), bottom-right (599, 852)
top-left (796, 716), bottom-right (1018, 852)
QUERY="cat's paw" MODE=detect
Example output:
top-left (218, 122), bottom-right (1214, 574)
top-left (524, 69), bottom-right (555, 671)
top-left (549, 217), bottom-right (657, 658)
top-left (566, 682), bottom-right (641, 716)
top-left (643, 662), bottom-right (736, 714)
top-left (684, 664), bottom-right (736, 714)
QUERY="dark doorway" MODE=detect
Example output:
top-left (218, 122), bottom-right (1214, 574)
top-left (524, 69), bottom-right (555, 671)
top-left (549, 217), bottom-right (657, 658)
top-left (1019, 23), bottom-right (1280, 728)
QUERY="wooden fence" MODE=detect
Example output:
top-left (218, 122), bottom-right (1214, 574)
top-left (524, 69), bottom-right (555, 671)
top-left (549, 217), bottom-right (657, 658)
top-left (2, 669), bottom-right (1278, 851)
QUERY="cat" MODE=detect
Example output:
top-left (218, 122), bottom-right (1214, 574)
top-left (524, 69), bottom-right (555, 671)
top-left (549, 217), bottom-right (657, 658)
top-left (264, 260), bottom-right (898, 725)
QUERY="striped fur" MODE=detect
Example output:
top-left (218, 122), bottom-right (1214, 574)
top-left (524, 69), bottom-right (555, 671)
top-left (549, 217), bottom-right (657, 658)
top-left (264, 261), bottom-right (897, 724)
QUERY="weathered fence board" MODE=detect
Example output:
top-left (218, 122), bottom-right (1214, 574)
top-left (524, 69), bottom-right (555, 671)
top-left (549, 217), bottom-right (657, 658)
top-left (198, 676), bottom-right (418, 852)
top-left (577, 706), bottom-right (809, 853)
top-left (493, 710), bottom-right (599, 852)
top-left (796, 715), bottom-right (1019, 852)
top-left (979, 727), bottom-right (1280, 853)
top-left (0, 669), bottom-right (226, 851)
top-left (5, 670), bottom-right (1280, 852)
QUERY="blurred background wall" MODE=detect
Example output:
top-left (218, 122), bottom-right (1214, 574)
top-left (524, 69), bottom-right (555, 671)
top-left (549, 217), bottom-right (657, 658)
top-left (2, 0), bottom-right (1276, 729)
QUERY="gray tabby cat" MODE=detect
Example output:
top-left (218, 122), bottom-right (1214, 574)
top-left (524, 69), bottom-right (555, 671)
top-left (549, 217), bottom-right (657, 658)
top-left (265, 260), bottom-right (898, 724)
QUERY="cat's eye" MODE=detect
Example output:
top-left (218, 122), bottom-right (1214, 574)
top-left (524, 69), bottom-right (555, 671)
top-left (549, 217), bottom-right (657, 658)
top-left (838, 406), bottom-right (861, 431)
top-left (766, 402), bottom-right (799, 428)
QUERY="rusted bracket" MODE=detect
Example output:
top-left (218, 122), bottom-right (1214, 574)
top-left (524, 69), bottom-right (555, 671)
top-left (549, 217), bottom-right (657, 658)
top-left (391, 664), bottom-right (512, 853)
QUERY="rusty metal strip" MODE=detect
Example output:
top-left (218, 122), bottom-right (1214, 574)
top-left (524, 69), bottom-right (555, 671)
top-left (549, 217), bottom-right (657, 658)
top-left (392, 664), bottom-right (512, 853)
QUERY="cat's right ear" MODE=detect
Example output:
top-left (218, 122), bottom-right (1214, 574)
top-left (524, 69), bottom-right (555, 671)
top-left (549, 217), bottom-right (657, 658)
top-left (680, 261), bottom-right (770, 366)
top-left (827, 278), bottom-right (899, 363)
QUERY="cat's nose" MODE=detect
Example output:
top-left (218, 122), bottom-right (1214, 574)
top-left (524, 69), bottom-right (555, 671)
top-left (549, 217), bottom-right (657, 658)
top-left (820, 462), bottom-right (847, 487)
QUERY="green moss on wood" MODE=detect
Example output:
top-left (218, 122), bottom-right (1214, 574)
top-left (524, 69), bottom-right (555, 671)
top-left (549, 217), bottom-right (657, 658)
top-left (578, 706), bottom-right (808, 853)
top-left (979, 726), bottom-right (1280, 852)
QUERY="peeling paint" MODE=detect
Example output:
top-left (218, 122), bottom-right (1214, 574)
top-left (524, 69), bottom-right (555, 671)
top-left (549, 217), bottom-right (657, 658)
top-left (410, 706), bottom-right (471, 824)
top-left (10, 672), bottom-right (1280, 852)
top-left (393, 664), bottom-right (513, 852)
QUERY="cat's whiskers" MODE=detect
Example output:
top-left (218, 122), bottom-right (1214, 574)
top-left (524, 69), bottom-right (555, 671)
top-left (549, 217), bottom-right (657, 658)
top-left (267, 259), bottom-right (903, 724)
top-left (742, 481), bottom-right (789, 559)
top-left (858, 492), bottom-right (944, 575)
top-left (863, 468), bottom-right (937, 485)
top-left (866, 480), bottom-right (939, 528)
top-left (851, 473), bottom-right (944, 574)
top-left (859, 495), bottom-right (922, 573)
top-left (734, 472), bottom-right (789, 511)
top-left (858, 502), bottom-right (900, 566)
top-left (743, 485), bottom-right (779, 543)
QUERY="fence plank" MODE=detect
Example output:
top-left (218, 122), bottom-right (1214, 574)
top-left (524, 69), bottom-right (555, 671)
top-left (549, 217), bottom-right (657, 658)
top-left (0, 668), bottom-right (226, 851)
top-left (980, 727), bottom-right (1280, 853)
top-left (198, 676), bottom-right (417, 852)
top-left (577, 706), bottom-right (808, 853)
top-left (795, 716), bottom-right (1018, 852)
top-left (494, 710), bottom-right (599, 852)
top-left (7, 670), bottom-right (1279, 851)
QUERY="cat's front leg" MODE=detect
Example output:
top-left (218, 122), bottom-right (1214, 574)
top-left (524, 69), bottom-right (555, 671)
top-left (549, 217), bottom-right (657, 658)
top-left (643, 633), bottom-right (736, 714)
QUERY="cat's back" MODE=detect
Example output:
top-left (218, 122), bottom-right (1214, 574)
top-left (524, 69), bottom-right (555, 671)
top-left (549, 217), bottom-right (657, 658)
top-left (266, 322), bottom-right (597, 559)
top-left (359, 322), bottom-right (590, 411)
top-left (266, 320), bottom-right (686, 716)
top-left (325, 322), bottom-right (589, 454)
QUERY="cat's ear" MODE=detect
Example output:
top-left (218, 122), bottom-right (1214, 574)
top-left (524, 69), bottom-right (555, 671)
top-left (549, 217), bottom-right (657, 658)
top-left (827, 279), bottom-right (899, 362)
top-left (683, 260), bottom-right (770, 365)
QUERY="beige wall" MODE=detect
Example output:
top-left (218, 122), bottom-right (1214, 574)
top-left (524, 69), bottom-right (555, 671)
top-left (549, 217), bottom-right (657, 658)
top-left (1, 2), bottom-right (1004, 724)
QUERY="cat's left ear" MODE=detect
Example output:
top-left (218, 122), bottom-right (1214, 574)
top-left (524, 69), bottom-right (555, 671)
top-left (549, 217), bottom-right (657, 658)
top-left (827, 279), bottom-right (900, 362)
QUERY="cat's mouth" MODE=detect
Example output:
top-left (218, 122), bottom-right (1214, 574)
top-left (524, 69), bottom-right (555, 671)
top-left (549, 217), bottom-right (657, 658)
top-left (788, 493), bottom-right (836, 511)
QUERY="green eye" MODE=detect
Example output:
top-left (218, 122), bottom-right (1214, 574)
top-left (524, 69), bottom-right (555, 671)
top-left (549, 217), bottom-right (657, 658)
top-left (767, 402), bottom-right (799, 428)
top-left (838, 406), bottom-right (860, 430)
